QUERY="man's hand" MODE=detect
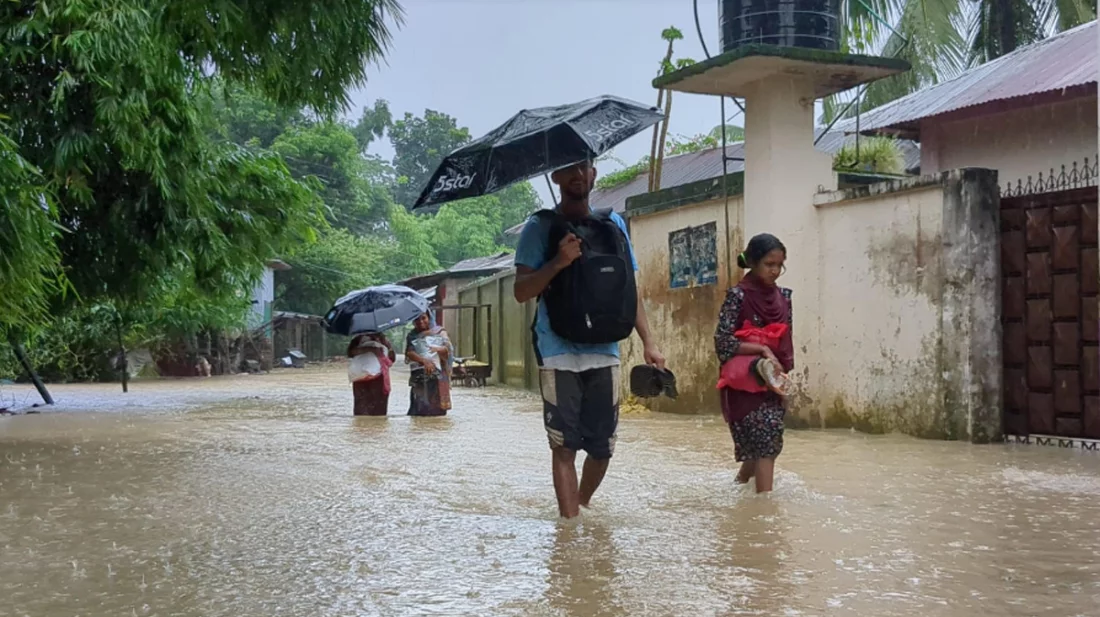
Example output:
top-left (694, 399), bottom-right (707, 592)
top-left (643, 342), bottom-right (666, 370)
top-left (552, 233), bottom-right (582, 269)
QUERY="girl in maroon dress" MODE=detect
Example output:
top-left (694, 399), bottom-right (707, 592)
top-left (714, 233), bottom-right (793, 493)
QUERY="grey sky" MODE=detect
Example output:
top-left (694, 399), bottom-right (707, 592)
top-left (350, 0), bottom-right (738, 206)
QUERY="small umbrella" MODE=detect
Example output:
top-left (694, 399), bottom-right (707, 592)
top-left (323, 284), bottom-right (429, 336)
top-left (412, 95), bottom-right (665, 210)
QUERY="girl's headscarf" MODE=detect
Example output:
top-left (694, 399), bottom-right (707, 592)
top-left (737, 273), bottom-right (793, 371)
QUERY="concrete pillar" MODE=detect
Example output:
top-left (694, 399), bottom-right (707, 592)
top-left (743, 75), bottom-right (836, 425)
top-left (940, 168), bottom-right (1003, 442)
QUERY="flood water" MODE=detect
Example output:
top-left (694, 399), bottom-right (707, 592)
top-left (2, 365), bottom-right (1099, 616)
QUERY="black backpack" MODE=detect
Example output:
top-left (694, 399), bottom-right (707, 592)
top-left (533, 208), bottom-right (637, 344)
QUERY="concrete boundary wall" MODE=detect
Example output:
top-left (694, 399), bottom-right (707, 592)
top-left (621, 168), bottom-right (1002, 443)
top-left (809, 169), bottom-right (1002, 442)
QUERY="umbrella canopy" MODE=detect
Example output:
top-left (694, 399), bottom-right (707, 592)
top-left (412, 95), bottom-right (664, 210)
top-left (323, 284), bottom-right (430, 336)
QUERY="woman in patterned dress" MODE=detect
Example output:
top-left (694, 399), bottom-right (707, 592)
top-left (404, 312), bottom-right (454, 416)
top-left (714, 233), bottom-right (793, 493)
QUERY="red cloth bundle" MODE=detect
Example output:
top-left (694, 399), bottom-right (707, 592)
top-left (716, 321), bottom-right (788, 392)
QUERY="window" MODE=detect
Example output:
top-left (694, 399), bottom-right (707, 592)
top-left (668, 221), bottom-right (718, 288)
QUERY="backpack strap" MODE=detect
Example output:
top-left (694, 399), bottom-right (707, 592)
top-left (590, 207), bottom-right (615, 220)
top-left (530, 209), bottom-right (559, 223)
top-left (588, 208), bottom-right (629, 255)
top-left (531, 209), bottom-right (569, 263)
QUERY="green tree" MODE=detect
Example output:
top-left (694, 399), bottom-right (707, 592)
top-left (387, 204), bottom-right (443, 274)
top-left (279, 228), bottom-right (385, 316)
top-left (354, 99), bottom-right (394, 151)
top-left (596, 124), bottom-right (741, 191)
top-left (708, 124), bottom-right (745, 143)
top-left (389, 109), bottom-right (472, 208)
top-left (648, 26), bottom-right (685, 192)
top-left (0, 0), bottom-right (402, 315)
top-left (665, 124), bottom-right (745, 156)
top-left (272, 122), bottom-right (392, 232)
top-left (0, 130), bottom-right (63, 330)
top-left (968, 0), bottom-right (1094, 64)
top-left (0, 0), bottom-right (403, 384)
top-left (207, 83), bottom-right (306, 149)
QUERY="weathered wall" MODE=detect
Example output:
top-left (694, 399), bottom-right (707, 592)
top-left (920, 96), bottom-right (1098, 185)
top-left (621, 194), bottom-right (743, 414)
top-left (809, 182), bottom-right (948, 435)
top-left (625, 169), bottom-right (1003, 442)
top-left (805, 170), bottom-right (1002, 441)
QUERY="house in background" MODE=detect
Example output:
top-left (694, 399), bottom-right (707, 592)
top-left (614, 22), bottom-right (1097, 442)
top-left (837, 20), bottom-right (1097, 190)
top-left (459, 22), bottom-right (1096, 444)
top-left (397, 252), bottom-right (515, 328)
top-left (249, 259), bottom-right (292, 333)
top-left (505, 129), bottom-right (921, 236)
top-left (834, 20), bottom-right (1098, 441)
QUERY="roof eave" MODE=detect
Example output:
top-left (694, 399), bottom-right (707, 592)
top-left (845, 72), bottom-right (1098, 138)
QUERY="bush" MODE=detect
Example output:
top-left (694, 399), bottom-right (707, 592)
top-left (832, 137), bottom-right (905, 175)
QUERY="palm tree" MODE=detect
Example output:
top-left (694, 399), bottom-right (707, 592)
top-left (968, 0), bottom-right (1095, 63)
top-left (825, 0), bottom-right (1096, 121)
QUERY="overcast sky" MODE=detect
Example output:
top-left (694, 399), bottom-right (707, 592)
top-left (350, 0), bottom-right (739, 206)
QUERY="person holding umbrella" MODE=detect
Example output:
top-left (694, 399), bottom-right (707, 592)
top-left (514, 160), bottom-right (665, 519)
top-left (322, 285), bottom-right (431, 417)
top-left (411, 95), bottom-right (668, 517)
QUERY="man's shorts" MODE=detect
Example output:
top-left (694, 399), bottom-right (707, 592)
top-left (539, 365), bottom-right (620, 459)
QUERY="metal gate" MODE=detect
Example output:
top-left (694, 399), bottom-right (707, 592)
top-left (1001, 158), bottom-right (1098, 439)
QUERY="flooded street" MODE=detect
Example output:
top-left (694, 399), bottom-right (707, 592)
top-left (2, 366), bottom-right (1100, 616)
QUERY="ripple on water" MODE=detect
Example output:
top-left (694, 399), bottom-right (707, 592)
top-left (2, 366), bottom-right (1100, 616)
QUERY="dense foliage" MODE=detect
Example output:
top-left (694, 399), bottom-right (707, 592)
top-left (266, 102), bottom-right (542, 318)
top-left (0, 0), bottom-right (408, 382)
top-left (0, 1), bottom-right (543, 384)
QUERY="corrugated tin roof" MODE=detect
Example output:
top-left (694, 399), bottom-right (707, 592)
top-left (504, 130), bottom-right (919, 232)
top-left (449, 252), bottom-right (514, 273)
top-left (396, 252), bottom-right (514, 289)
top-left (836, 20), bottom-right (1098, 136)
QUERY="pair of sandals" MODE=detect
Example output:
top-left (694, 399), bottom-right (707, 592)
top-left (629, 365), bottom-right (678, 400)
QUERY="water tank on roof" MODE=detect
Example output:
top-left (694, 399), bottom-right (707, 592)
top-left (720, 0), bottom-right (841, 53)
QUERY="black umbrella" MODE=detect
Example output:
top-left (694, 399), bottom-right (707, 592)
top-left (412, 95), bottom-right (665, 210)
top-left (323, 284), bottom-right (430, 336)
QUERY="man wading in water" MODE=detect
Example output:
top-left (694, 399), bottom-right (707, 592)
top-left (514, 160), bottom-right (665, 519)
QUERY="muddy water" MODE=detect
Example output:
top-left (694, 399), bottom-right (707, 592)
top-left (2, 366), bottom-right (1099, 616)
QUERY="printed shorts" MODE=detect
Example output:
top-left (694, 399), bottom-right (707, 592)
top-left (539, 366), bottom-right (620, 460)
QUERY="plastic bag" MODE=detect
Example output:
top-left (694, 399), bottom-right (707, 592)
top-left (348, 352), bottom-right (383, 383)
top-left (410, 334), bottom-right (446, 370)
